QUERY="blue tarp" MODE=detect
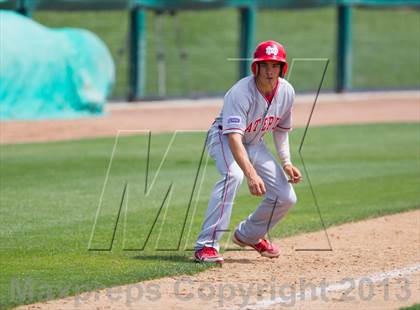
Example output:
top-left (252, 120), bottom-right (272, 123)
top-left (0, 11), bottom-right (115, 120)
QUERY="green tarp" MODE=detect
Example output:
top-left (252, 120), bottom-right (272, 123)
top-left (0, 10), bottom-right (115, 119)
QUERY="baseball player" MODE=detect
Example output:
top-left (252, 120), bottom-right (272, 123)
top-left (194, 40), bottom-right (302, 264)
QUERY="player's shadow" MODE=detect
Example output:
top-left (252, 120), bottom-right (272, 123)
top-left (132, 254), bottom-right (193, 263)
top-left (132, 254), bottom-right (254, 264)
top-left (224, 258), bottom-right (253, 264)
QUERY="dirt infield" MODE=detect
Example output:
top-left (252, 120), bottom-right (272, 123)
top-left (5, 91), bottom-right (420, 310)
top-left (1, 91), bottom-right (419, 144)
top-left (16, 210), bottom-right (420, 310)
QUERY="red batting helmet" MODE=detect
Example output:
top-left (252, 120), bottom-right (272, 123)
top-left (251, 40), bottom-right (288, 77)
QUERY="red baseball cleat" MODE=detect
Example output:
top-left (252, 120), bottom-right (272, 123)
top-left (194, 246), bottom-right (224, 264)
top-left (232, 231), bottom-right (280, 258)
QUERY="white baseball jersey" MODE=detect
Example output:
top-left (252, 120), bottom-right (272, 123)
top-left (214, 76), bottom-right (295, 144)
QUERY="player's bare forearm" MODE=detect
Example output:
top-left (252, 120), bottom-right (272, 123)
top-left (227, 133), bottom-right (266, 196)
top-left (227, 133), bottom-right (255, 178)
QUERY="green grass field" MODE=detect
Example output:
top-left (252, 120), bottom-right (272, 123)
top-left (400, 304), bottom-right (420, 310)
top-left (0, 122), bottom-right (419, 309)
top-left (32, 7), bottom-right (420, 98)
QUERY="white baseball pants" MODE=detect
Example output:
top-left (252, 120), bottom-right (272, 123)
top-left (195, 127), bottom-right (297, 251)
